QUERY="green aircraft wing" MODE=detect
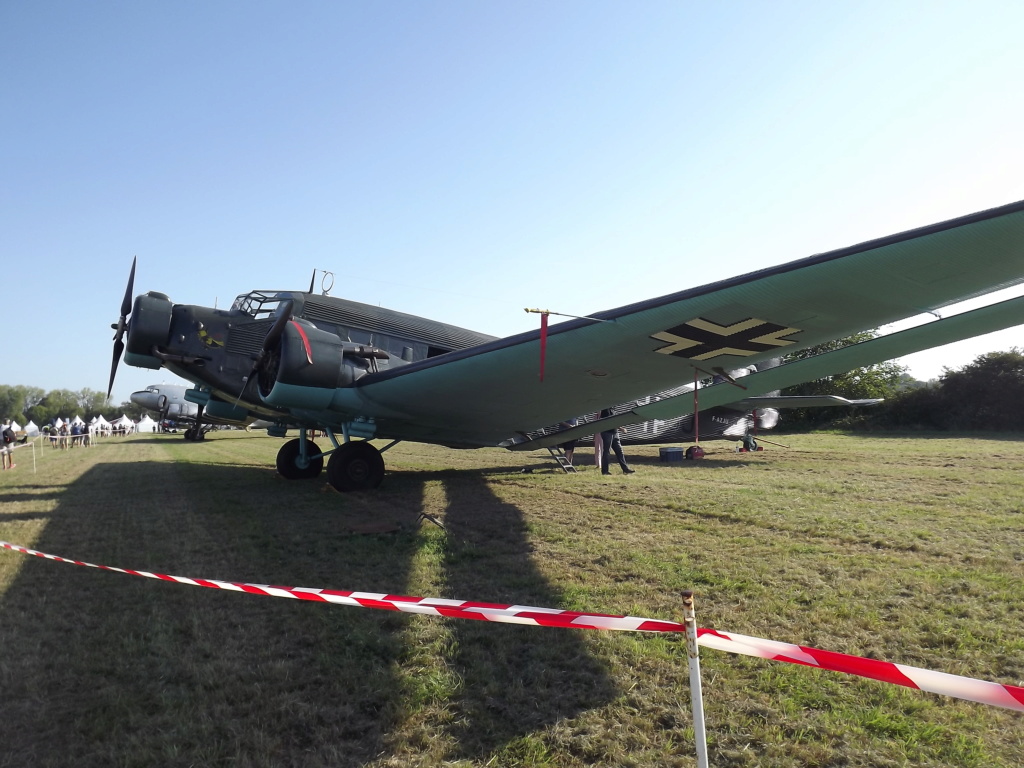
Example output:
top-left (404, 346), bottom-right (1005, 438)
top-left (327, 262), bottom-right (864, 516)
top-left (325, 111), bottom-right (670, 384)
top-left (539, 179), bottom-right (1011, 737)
top-left (336, 200), bottom-right (1024, 447)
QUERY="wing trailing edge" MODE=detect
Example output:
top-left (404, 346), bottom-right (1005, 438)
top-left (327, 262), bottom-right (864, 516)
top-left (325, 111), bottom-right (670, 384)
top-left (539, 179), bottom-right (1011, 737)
top-left (733, 395), bottom-right (884, 409)
top-left (506, 293), bottom-right (1024, 451)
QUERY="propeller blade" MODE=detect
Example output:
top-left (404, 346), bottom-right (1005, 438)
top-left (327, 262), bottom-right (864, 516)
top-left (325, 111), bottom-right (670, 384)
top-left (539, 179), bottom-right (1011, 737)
top-left (107, 338), bottom-right (124, 400)
top-left (262, 300), bottom-right (294, 354)
top-left (120, 256), bottom-right (137, 320)
top-left (108, 257), bottom-right (137, 400)
top-left (235, 300), bottom-right (295, 407)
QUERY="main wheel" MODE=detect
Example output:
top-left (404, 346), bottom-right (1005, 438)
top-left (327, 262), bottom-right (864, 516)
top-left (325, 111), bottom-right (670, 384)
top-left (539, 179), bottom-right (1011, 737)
top-left (276, 438), bottom-right (324, 479)
top-left (326, 441), bottom-right (385, 492)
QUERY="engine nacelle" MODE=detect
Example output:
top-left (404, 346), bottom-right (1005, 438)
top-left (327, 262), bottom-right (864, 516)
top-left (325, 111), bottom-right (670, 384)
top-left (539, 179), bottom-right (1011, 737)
top-left (125, 291), bottom-right (173, 369)
top-left (257, 320), bottom-right (377, 410)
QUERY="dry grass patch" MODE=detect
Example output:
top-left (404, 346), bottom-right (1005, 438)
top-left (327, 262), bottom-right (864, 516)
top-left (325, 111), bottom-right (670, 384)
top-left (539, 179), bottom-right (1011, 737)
top-left (0, 430), bottom-right (1022, 766)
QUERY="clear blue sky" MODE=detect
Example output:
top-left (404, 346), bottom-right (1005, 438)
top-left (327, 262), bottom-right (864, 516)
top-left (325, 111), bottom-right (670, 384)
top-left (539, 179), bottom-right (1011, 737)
top-left (3, 1), bottom-right (1024, 404)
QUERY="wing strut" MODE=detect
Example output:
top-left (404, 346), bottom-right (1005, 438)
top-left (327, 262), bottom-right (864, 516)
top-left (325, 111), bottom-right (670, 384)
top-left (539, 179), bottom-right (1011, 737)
top-left (540, 311), bottom-right (548, 382)
top-left (693, 369), bottom-right (699, 446)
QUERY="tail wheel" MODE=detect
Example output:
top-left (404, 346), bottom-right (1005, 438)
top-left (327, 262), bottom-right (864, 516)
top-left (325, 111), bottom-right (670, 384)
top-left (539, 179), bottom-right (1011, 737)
top-left (327, 441), bottom-right (385, 492)
top-left (276, 438), bottom-right (323, 480)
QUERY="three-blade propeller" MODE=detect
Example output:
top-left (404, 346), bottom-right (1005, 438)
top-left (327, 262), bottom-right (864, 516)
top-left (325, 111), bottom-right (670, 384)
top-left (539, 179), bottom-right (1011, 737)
top-left (108, 257), bottom-right (137, 400)
top-left (238, 300), bottom-right (294, 403)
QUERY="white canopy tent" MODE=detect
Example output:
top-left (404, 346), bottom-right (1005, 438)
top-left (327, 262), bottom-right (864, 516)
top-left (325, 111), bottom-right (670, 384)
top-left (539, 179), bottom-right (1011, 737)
top-left (24, 420), bottom-right (39, 436)
top-left (9, 419), bottom-right (22, 432)
top-left (136, 414), bottom-right (158, 433)
top-left (110, 415), bottom-right (135, 433)
top-left (70, 415), bottom-right (85, 426)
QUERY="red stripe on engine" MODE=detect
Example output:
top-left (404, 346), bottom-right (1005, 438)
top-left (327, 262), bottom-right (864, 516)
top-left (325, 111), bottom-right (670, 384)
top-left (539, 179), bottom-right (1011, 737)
top-left (289, 321), bottom-right (314, 364)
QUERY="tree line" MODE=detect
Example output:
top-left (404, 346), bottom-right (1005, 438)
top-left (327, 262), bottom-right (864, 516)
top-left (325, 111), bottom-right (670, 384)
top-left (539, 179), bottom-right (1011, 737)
top-left (0, 386), bottom-right (145, 426)
top-left (780, 334), bottom-right (1024, 432)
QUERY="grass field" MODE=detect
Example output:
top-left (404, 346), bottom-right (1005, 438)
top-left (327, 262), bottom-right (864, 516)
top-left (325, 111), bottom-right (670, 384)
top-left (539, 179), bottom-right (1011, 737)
top-left (1, 430), bottom-right (1022, 767)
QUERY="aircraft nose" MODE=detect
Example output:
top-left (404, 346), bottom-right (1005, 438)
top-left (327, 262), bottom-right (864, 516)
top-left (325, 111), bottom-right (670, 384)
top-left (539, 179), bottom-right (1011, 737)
top-left (130, 391), bottom-right (162, 410)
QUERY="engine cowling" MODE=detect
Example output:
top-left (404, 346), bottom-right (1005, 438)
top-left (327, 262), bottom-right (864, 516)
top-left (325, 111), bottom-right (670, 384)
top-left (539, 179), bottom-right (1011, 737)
top-left (256, 319), bottom-right (380, 410)
top-left (125, 292), bottom-right (173, 369)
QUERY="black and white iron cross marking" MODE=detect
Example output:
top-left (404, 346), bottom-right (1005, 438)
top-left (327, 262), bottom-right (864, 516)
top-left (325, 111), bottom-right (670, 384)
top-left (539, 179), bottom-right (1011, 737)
top-left (651, 317), bottom-right (801, 360)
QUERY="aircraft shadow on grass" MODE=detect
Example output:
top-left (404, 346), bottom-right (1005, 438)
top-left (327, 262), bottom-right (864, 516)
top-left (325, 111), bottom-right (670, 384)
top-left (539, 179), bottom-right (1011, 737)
top-left (0, 458), bottom-right (617, 765)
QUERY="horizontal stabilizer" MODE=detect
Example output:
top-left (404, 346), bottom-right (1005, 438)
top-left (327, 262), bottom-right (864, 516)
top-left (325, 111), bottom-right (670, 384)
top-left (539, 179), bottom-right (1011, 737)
top-left (733, 395), bottom-right (884, 409)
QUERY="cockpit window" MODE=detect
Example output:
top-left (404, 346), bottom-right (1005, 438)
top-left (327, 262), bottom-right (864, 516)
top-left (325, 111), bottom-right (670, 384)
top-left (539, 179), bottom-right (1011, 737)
top-left (231, 291), bottom-right (288, 319)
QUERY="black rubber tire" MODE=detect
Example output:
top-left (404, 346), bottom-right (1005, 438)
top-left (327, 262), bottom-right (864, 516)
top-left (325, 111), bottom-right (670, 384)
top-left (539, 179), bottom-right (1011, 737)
top-left (326, 441), bottom-right (385, 492)
top-left (275, 438), bottom-right (324, 480)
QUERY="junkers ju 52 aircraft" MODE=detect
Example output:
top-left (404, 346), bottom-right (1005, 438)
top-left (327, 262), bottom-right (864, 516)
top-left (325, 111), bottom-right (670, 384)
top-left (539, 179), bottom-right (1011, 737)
top-left (107, 199), bottom-right (1024, 492)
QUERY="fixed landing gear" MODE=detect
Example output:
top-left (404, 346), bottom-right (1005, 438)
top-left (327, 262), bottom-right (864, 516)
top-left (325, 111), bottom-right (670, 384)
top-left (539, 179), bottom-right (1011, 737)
top-left (184, 403), bottom-right (207, 441)
top-left (274, 429), bottom-right (387, 491)
top-left (276, 438), bottom-right (324, 480)
top-left (326, 441), bottom-right (385, 492)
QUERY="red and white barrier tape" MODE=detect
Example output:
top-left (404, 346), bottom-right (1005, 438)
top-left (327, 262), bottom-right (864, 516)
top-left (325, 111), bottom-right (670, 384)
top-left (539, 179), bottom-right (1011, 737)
top-left (2, 540), bottom-right (1022, 712)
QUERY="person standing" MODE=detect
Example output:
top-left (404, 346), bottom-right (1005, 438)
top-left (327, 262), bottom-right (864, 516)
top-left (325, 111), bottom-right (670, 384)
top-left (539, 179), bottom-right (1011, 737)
top-left (599, 409), bottom-right (635, 475)
top-left (592, 412), bottom-right (604, 469)
top-left (1, 419), bottom-right (15, 470)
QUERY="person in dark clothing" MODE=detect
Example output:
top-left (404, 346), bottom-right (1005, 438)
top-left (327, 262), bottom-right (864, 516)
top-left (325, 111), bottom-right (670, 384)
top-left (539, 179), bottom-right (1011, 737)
top-left (599, 408), bottom-right (635, 475)
top-left (1, 420), bottom-right (15, 470)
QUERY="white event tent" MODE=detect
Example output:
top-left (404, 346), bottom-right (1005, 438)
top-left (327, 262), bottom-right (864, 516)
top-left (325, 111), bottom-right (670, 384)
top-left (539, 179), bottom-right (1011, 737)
top-left (136, 414), bottom-right (158, 432)
top-left (110, 415), bottom-right (134, 433)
